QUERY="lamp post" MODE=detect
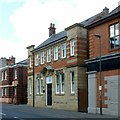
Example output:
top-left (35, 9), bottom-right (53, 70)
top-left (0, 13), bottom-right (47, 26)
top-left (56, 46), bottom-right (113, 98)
top-left (95, 33), bottom-right (102, 115)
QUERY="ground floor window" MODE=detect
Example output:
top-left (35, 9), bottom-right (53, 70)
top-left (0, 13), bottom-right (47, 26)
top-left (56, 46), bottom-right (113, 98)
top-left (29, 78), bottom-right (32, 95)
top-left (36, 77), bottom-right (40, 95)
top-left (70, 71), bottom-right (75, 94)
top-left (2, 87), bottom-right (7, 96)
top-left (40, 79), bottom-right (43, 94)
top-left (56, 73), bottom-right (65, 94)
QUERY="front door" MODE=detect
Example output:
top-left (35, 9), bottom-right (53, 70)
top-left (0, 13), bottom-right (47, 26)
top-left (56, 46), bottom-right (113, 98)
top-left (47, 84), bottom-right (52, 105)
top-left (46, 76), bottom-right (52, 106)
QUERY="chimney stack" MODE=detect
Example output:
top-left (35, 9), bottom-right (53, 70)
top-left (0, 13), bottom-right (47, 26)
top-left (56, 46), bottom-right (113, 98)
top-left (7, 56), bottom-right (15, 65)
top-left (103, 7), bottom-right (109, 15)
top-left (48, 23), bottom-right (56, 37)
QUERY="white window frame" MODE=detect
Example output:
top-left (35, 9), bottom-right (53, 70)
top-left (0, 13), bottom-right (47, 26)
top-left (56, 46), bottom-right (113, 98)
top-left (56, 73), bottom-right (65, 94)
top-left (40, 79), bottom-right (43, 94)
top-left (14, 69), bottom-right (17, 79)
top-left (14, 87), bottom-right (17, 96)
top-left (36, 77), bottom-right (40, 95)
top-left (41, 51), bottom-right (44, 64)
top-left (70, 71), bottom-right (75, 94)
top-left (47, 48), bottom-right (51, 62)
top-left (60, 73), bottom-right (65, 94)
top-left (5, 87), bottom-right (7, 96)
top-left (70, 39), bottom-right (75, 56)
top-left (54, 46), bottom-right (58, 60)
top-left (61, 42), bottom-right (66, 58)
top-left (110, 23), bottom-right (120, 49)
top-left (2, 88), bottom-right (4, 96)
top-left (2, 71), bottom-right (4, 80)
top-left (29, 56), bottom-right (32, 68)
top-left (56, 74), bottom-right (60, 94)
top-left (35, 52), bottom-right (39, 66)
top-left (29, 78), bottom-right (32, 95)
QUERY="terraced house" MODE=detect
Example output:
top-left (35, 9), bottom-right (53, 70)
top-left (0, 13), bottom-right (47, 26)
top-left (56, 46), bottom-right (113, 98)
top-left (0, 57), bottom-right (28, 104)
top-left (85, 4), bottom-right (120, 115)
top-left (27, 23), bottom-right (88, 112)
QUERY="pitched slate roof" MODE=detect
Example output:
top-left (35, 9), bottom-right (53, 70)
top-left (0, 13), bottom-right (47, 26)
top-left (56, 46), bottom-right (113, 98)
top-left (16, 59), bottom-right (28, 65)
top-left (33, 30), bottom-right (67, 52)
top-left (83, 5), bottom-right (120, 28)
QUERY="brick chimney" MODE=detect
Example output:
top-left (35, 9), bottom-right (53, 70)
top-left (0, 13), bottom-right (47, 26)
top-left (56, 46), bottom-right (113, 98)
top-left (7, 56), bottom-right (15, 65)
top-left (48, 23), bottom-right (56, 37)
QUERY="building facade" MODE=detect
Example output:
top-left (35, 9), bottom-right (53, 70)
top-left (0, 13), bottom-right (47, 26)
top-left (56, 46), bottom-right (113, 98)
top-left (0, 57), bottom-right (28, 104)
top-left (27, 23), bottom-right (88, 112)
top-left (85, 5), bottom-right (120, 115)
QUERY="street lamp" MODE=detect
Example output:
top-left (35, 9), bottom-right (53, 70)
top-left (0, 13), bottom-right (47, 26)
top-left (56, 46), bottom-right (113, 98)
top-left (95, 33), bottom-right (102, 115)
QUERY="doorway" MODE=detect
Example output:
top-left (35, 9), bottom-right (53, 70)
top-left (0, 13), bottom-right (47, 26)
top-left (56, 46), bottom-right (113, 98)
top-left (46, 76), bottom-right (52, 106)
top-left (47, 84), bottom-right (52, 105)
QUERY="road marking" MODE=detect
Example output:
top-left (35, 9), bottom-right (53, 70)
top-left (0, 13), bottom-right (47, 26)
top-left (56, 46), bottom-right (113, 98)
top-left (0, 113), bottom-right (6, 116)
top-left (13, 117), bottom-right (24, 120)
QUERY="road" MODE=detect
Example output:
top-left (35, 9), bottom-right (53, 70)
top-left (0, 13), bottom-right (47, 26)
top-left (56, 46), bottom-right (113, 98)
top-left (0, 103), bottom-right (118, 120)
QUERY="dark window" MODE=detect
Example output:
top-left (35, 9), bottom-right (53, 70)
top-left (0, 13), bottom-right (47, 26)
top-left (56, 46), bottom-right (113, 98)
top-left (109, 23), bottom-right (120, 49)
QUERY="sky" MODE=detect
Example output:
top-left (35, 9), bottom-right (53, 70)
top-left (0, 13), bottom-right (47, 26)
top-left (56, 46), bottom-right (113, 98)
top-left (0, 0), bottom-right (119, 62)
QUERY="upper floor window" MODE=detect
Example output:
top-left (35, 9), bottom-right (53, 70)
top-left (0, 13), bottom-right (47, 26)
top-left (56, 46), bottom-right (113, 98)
top-left (41, 51), bottom-right (44, 64)
top-left (54, 46), bottom-right (58, 60)
top-left (110, 23), bottom-right (120, 49)
top-left (29, 56), bottom-right (32, 68)
top-left (5, 71), bottom-right (7, 80)
top-left (14, 69), bottom-right (17, 79)
top-left (35, 52), bottom-right (39, 66)
top-left (70, 39), bottom-right (75, 56)
top-left (61, 42), bottom-right (66, 58)
top-left (47, 48), bottom-right (51, 62)
top-left (1, 71), bottom-right (7, 80)
top-left (1, 71), bottom-right (4, 80)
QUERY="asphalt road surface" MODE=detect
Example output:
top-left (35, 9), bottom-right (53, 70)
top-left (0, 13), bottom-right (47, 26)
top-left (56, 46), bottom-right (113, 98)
top-left (0, 103), bottom-right (118, 120)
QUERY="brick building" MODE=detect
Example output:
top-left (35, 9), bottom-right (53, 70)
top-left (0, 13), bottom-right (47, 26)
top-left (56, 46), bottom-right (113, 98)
top-left (0, 57), bottom-right (28, 104)
top-left (85, 4), bottom-right (120, 115)
top-left (27, 23), bottom-right (88, 112)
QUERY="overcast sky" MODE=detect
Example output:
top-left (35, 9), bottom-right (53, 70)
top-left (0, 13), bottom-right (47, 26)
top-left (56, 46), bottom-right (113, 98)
top-left (0, 0), bottom-right (119, 62)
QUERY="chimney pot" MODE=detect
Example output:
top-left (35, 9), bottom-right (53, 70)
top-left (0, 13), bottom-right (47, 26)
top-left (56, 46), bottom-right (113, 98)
top-left (50, 23), bottom-right (52, 27)
top-left (48, 23), bottom-right (56, 37)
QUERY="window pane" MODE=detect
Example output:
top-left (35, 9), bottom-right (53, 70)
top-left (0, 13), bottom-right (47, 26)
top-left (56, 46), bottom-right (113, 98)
top-left (47, 49), bottom-right (51, 62)
top-left (110, 25), bottom-right (114, 37)
top-left (115, 36), bottom-right (120, 47)
top-left (70, 39), bottom-right (74, 56)
top-left (56, 75), bottom-right (60, 93)
top-left (35, 52), bottom-right (38, 65)
top-left (29, 78), bottom-right (32, 95)
top-left (110, 37), bottom-right (115, 49)
top-left (115, 23), bottom-right (119, 36)
top-left (61, 74), bottom-right (65, 93)
top-left (54, 46), bottom-right (58, 60)
top-left (40, 79), bottom-right (43, 94)
top-left (41, 51), bottom-right (44, 64)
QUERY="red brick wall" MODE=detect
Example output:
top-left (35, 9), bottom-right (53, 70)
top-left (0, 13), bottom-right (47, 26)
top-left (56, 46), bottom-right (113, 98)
top-left (96, 69), bottom-right (119, 108)
top-left (88, 18), bottom-right (120, 59)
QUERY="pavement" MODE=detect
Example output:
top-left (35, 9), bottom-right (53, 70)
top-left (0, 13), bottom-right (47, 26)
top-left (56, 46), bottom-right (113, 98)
top-left (1, 103), bottom-right (119, 120)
